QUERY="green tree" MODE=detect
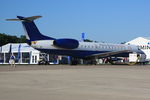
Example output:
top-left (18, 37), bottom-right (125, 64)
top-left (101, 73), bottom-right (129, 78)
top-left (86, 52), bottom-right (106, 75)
top-left (0, 33), bottom-right (26, 46)
top-left (84, 39), bottom-right (93, 42)
top-left (19, 35), bottom-right (26, 43)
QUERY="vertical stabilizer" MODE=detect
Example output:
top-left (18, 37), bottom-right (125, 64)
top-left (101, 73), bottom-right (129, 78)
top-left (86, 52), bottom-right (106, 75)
top-left (6, 16), bottom-right (55, 42)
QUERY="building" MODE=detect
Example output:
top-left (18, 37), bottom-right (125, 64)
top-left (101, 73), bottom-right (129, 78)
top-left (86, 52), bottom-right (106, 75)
top-left (0, 43), bottom-right (40, 64)
top-left (126, 37), bottom-right (150, 61)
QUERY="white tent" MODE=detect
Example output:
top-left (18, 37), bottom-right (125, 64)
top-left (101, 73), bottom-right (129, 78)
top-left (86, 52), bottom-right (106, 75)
top-left (0, 43), bottom-right (40, 64)
top-left (126, 37), bottom-right (150, 61)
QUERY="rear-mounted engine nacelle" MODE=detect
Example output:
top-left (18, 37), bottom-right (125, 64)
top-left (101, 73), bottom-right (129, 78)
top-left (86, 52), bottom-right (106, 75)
top-left (53, 38), bottom-right (79, 49)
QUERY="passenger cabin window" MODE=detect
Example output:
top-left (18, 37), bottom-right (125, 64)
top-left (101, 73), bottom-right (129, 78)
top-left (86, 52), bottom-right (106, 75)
top-left (95, 45), bottom-right (98, 48)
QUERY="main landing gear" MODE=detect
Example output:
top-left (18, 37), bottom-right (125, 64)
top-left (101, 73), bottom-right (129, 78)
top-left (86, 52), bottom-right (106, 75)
top-left (70, 57), bottom-right (97, 65)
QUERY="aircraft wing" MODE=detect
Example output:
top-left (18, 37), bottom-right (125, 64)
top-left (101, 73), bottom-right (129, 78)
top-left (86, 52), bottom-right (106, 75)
top-left (85, 50), bottom-right (131, 59)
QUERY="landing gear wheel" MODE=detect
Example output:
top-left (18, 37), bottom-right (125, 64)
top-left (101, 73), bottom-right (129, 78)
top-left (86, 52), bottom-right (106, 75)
top-left (70, 57), bottom-right (78, 65)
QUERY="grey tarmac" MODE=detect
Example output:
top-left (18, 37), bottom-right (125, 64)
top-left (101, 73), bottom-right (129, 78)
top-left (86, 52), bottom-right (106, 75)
top-left (0, 65), bottom-right (150, 100)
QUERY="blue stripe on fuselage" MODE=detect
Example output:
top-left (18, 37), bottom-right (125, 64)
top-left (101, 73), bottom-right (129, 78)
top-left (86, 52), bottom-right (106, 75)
top-left (36, 48), bottom-right (133, 58)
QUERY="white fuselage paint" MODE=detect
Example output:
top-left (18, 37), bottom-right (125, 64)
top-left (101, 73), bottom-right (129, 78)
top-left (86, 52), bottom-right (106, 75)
top-left (31, 40), bottom-right (139, 52)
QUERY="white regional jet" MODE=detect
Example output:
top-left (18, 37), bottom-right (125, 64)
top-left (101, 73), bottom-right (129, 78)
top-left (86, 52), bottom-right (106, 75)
top-left (6, 16), bottom-right (146, 64)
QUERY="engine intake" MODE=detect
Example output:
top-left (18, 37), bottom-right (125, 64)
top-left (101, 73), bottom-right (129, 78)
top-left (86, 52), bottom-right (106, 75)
top-left (53, 38), bottom-right (79, 49)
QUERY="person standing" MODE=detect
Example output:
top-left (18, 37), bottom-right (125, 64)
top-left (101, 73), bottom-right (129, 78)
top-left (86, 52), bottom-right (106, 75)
top-left (9, 53), bottom-right (16, 67)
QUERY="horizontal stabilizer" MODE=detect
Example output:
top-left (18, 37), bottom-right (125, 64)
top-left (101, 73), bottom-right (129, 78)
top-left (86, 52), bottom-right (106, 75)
top-left (6, 19), bottom-right (21, 21)
top-left (6, 16), bottom-right (42, 21)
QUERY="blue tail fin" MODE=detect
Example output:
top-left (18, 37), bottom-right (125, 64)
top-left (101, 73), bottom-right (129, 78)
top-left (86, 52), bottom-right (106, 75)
top-left (6, 16), bottom-right (55, 41)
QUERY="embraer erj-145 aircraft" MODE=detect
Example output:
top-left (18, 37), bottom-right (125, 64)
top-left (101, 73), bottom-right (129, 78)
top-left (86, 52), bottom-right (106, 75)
top-left (7, 16), bottom-right (146, 64)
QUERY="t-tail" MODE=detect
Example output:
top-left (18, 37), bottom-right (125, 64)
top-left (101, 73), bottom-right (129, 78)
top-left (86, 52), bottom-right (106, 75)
top-left (6, 16), bottom-right (55, 43)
